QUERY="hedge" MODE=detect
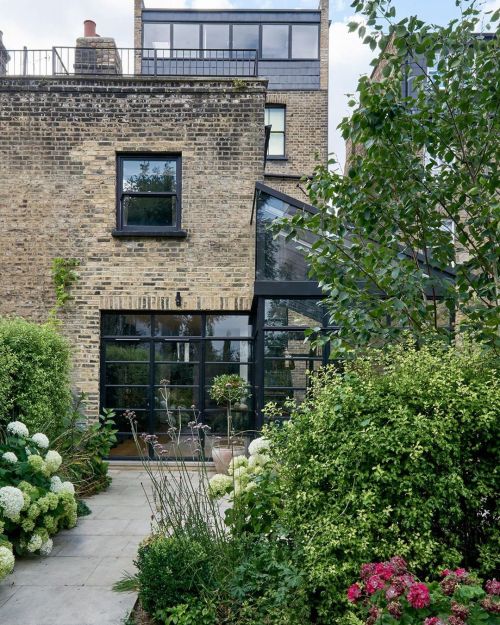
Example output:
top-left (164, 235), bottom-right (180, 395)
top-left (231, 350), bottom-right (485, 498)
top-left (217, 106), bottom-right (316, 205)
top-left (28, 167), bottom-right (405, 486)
top-left (0, 317), bottom-right (72, 438)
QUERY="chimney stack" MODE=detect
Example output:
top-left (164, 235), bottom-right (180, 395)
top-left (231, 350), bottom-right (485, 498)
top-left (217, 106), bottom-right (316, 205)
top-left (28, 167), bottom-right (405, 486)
top-left (75, 20), bottom-right (122, 76)
top-left (83, 20), bottom-right (98, 38)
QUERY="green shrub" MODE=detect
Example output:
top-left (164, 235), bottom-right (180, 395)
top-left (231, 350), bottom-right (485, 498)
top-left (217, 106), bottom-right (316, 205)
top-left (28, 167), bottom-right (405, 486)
top-left (0, 317), bottom-right (71, 438)
top-left (269, 341), bottom-right (499, 623)
top-left (136, 533), bottom-right (215, 615)
top-left (155, 597), bottom-right (217, 625)
top-left (52, 398), bottom-right (117, 497)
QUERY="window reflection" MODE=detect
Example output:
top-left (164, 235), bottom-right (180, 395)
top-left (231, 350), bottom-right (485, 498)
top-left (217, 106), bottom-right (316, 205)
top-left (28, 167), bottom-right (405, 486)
top-left (291, 25), bottom-right (319, 59)
top-left (256, 190), bottom-right (317, 281)
top-left (262, 25), bottom-right (289, 59)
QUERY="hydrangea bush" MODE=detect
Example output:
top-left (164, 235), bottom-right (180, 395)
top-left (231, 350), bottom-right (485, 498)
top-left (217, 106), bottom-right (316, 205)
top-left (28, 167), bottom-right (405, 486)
top-left (0, 420), bottom-right (77, 580)
top-left (347, 558), bottom-right (499, 625)
top-left (209, 437), bottom-right (279, 535)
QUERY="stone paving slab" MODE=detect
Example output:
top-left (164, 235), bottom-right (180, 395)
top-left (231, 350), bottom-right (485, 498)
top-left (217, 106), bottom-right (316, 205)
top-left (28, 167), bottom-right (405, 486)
top-left (0, 466), bottom-right (152, 625)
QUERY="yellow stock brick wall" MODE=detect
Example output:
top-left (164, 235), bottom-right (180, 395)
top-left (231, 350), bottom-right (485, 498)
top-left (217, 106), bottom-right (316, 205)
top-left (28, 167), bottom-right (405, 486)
top-left (0, 76), bottom-right (266, 415)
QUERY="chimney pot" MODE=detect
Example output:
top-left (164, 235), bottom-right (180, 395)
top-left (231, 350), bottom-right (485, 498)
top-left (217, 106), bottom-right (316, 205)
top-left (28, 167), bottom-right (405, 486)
top-left (83, 20), bottom-right (97, 38)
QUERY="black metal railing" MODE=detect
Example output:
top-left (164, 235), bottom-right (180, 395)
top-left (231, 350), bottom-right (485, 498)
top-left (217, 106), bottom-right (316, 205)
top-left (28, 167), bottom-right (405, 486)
top-left (0, 47), bottom-right (258, 77)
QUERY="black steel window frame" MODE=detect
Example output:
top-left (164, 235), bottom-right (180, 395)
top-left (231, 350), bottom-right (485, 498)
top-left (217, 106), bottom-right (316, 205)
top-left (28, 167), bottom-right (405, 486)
top-left (142, 21), bottom-right (320, 61)
top-left (252, 295), bottom-right (338, 428)
top-left (100, 311), bottom-right (255, 459)
top-left (265, 104), bottom-right (286, 159)
top-left (114, 154), bottom-right (185, 237)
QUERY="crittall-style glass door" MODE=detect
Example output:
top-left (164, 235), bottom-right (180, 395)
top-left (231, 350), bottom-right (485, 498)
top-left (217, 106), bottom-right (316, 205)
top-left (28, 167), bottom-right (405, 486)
top-left (101, 312), bottom-right (253, 458)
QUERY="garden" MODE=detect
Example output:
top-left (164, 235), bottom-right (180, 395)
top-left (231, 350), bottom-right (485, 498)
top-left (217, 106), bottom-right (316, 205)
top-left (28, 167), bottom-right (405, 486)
top-left (0, 0), bottom-right (498, 623)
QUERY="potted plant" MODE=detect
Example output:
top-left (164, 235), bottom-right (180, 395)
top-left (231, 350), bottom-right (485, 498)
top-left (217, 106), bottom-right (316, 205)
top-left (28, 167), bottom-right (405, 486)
top-left (209, 374), bottom-right (249, 474)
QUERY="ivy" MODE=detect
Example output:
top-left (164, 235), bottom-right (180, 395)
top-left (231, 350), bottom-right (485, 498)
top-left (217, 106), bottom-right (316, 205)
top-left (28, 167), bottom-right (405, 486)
top-left (50, 258), bottom-right (79, 320)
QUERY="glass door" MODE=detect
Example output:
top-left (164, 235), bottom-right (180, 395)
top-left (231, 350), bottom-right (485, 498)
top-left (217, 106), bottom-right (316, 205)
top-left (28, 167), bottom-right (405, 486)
top-left (101, 312), bottom-right (253, 459)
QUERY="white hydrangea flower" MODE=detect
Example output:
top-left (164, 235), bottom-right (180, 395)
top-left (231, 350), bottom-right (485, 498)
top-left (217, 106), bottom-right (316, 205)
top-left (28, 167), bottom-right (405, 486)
top-left (0, 546), bottom-right (15, 580)
top-left (248, 453), bottom-right (271, 468)
top-left (44, 450), bottom-right (62, 474)
top-left (248, 437), bottom-right (270, 456)
top-left (27, 533), bottom-right (43, 553)
top-left (39, 538), bottom-right (53, 556)
top-left (208, 474), bottom-right (233, 499)
top-left (0, 486), bottom-right (25, 520)
top-left (60, 481), bottom-right (75, 495)
top-left (228, 455), bottom-right (248, 475)
top-left (50, 476), bottom-right (63, 493)
top-left (232, 466), bottom-right (248, 479)
top-left (31, 433), bottom-right (49, 449)
top-left (245, 481), bottom-right (258, 493)
top-left (2, 452), bottom-right (18, 464)
top-left (6, 421), bottom-right (29, 438)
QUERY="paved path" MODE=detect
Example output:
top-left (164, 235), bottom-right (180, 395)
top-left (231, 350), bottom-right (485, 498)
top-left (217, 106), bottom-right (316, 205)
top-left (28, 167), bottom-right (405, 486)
top-left (0, 467), bottom-right (153, 625)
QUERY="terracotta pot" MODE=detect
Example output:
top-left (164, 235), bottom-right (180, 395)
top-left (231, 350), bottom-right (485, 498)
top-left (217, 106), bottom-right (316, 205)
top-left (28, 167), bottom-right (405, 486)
top-left (212, 444), bottom-right (246, 474)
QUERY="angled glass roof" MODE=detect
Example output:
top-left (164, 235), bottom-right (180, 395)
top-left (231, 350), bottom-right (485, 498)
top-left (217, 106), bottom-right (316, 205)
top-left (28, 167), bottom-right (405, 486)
top-left (254, 183), bottom-right (318, 282)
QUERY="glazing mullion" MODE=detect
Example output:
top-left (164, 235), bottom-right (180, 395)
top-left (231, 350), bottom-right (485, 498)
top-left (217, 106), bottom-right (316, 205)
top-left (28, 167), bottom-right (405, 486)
top-left (148, 314), bottom-right (155, 458)
top-left (199, 314), bottom-right (206, 421)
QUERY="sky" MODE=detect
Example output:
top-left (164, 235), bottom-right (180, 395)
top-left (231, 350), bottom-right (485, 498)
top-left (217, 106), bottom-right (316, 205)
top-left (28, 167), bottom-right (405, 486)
top-left (0, 0), bottom-right (498, 167)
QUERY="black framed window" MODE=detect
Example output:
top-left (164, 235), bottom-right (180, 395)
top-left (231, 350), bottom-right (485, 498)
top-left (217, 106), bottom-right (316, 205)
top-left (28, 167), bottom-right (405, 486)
top-left (142, 21), bottom-right (319, 61)
top-left (116, 155), bottom-right (183, 235)
top-left (265, 105), bottom-right (286, 158)
top-left (101, 312), bottom-right (254, 459)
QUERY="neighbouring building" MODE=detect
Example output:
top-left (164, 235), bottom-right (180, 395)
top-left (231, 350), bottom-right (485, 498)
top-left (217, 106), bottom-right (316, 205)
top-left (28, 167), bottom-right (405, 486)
top-left (0, 1), bottom-right (330, 457)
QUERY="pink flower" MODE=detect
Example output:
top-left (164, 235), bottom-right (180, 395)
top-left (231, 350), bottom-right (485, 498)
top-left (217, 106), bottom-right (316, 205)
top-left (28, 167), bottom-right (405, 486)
top-left (386, 585), bottom-right (402, 600)
top-left (389, 556), bottom-right (408, 574)
top-left (440, 569), bottom-right (453, 578)
top-left (485, 579), bottom-right (500, 596)
top-left (407, 583), bottom-right (430, 609)
top-left (347, 583), bottom-right (363, 603)
top-left (454, 568), bottom-right (468, 578)
top-left (391, 574), bottom-right (415, 595)
top-left (448, 617), bottom-right (466, 625)
top-left (375, 562), bottom-right (395, 580)
top-left (387, 601), bottom-right (402, 619)
top-left (424, 618), bottom-right (443, 625)
top-left (481, 597), bottom-right (500, 614)
top-left (361, 563), bottom-right (376, 580)
top-left (366, 575), bottom-right (386, 595)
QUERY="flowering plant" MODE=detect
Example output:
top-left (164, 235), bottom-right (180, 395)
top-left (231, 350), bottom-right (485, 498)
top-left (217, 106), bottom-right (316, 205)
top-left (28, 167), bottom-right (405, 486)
top-left (0, 420), bottom-right (78, 581)
top-left (347, 559), bottom-right (499, 625)
top-left (208, 437), bottom-right (278, 535)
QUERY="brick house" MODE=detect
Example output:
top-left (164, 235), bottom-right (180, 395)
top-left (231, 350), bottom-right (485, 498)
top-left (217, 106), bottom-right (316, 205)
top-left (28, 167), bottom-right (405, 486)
top-left (0, 1), bottom-right (330, 457)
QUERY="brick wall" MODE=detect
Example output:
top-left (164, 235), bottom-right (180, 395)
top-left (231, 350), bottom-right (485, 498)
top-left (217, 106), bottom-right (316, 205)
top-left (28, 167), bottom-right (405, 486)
top-left (264, 89), bottom-right (328, 201)
top-left (0, 76), bottom-right (266, 415)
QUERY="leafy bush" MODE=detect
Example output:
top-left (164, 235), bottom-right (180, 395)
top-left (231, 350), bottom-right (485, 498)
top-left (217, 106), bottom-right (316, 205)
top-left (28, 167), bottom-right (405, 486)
top-left (269, 341), bottom-right (499, 622)
top-left (346, 558), bottom-right (499, 625)
top-left (226, 538), bottom-right (309, 625)
top-left (155, 597), bottom-right (217, 625)
top-left (0, 317), bottom-right (71, 438)
top-left (135, 533), bottom-right (216, 615)
top-left (0, 420), bottom-right (77, 580)
top-left (52, 396), bottom-right (117, 497)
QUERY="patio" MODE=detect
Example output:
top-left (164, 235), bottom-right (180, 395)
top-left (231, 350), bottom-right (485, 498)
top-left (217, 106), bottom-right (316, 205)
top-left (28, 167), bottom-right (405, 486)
top-left (0, 467), bottom-right (151, 625)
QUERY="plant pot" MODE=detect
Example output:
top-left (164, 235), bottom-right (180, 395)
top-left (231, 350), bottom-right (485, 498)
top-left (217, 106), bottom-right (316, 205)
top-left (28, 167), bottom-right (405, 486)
top-left (212, 443), bottom-right (246, 474)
